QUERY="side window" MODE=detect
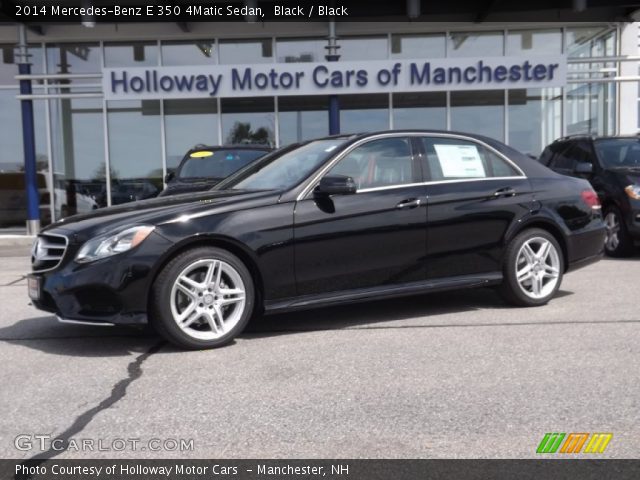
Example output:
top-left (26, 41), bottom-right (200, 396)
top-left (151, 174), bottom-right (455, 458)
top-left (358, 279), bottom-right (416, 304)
top-left (548, 143), bottom-right (574, 171)
top-left (539, 147), bottom-right (553, 166)
top-left (569, 140), bottom-right (595, 166)
top-left (421, 137), bottom-right (520, 181)
top-left (327, 137), bottom-right (417, 189)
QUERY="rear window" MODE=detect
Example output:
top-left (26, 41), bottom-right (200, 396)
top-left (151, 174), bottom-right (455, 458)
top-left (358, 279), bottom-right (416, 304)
top-left (178, 149), bottom-right (267, 179)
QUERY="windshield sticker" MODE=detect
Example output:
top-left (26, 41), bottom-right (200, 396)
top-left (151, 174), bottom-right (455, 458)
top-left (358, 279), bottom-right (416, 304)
top-left (433, 144), bottom-right (486, 178)
top-left (190, 151), bottom-right (214, 158)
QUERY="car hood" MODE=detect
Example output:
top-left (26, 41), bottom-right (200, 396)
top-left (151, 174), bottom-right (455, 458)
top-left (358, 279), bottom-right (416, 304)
top-left (43, 189), bottom-right (280, 239)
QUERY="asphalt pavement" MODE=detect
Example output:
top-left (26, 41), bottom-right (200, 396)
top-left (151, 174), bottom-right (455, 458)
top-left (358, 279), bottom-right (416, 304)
top-left (0, 249), bottom-right (638, 459)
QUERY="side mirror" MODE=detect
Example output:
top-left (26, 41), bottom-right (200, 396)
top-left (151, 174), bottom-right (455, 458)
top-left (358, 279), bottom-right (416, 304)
top-left (315, 175), bottom-right (357, 196)
top-left (574, 162), bottom-right (593, 175)
top-left (164, 171), bottom-right (175, 183)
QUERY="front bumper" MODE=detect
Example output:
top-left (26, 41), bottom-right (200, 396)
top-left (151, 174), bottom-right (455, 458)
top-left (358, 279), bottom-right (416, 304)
top-left (28, 231), bottom-right (173, 326)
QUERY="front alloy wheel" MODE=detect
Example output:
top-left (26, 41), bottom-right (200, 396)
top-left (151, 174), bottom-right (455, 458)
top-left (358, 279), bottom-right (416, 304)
top-left (499, 228), bottom-right (564, 307)
top-left (171, 259), bottom-right (246, 341)
top-left (603, 208), bottom-right (633, 257)
top-left (151, 247), bottom-right (255, 349)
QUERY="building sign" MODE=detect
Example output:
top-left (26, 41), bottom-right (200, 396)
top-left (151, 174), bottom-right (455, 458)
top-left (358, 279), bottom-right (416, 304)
top-left (103, 55), bottom-right (566, 100)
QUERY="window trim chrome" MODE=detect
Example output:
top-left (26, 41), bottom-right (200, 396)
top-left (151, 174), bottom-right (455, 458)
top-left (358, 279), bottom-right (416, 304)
top-left (356, 176), bottom-right (528, 194)
top-left (296, 131), bottom-right (527, 201)
top-left (31, 232), bottom-right (69, 273)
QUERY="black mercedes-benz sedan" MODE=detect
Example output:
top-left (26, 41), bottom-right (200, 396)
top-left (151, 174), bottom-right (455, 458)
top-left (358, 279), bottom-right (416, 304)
top-left (28, 131), bottom-right (606, 349)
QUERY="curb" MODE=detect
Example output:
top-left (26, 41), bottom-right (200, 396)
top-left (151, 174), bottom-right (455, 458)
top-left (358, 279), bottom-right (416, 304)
top-left (0, 236), bottom-right (34, 257)
top-left (0, 235), bottom-right (35, 247)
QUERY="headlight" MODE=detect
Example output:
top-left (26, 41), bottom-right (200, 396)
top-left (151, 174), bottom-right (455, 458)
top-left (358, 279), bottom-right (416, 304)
top-left (625, 185), bottom-right (640, 200)
top-left (75, 225), bottom-right (155, 263)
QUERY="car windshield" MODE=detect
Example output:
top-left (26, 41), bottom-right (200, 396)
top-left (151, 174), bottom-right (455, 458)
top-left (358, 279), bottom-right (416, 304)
top-left (178, 149), bottom-right (267, 179)
top-left (216, 139), bottom-right (345, 191)
top-left (595, 138), bottom-right (640, 169)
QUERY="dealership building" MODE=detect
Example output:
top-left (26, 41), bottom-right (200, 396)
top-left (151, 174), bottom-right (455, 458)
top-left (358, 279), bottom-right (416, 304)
top-left (0, 12), bottom-right (639, 229)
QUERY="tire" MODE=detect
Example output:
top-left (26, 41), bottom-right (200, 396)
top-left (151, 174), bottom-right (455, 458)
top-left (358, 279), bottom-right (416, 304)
top-left (499, 228), bottom-right (564, 307)
top-left (150, 247), bottom-right (255, 350)
top-left (603, 207), bottom-right (634, 257)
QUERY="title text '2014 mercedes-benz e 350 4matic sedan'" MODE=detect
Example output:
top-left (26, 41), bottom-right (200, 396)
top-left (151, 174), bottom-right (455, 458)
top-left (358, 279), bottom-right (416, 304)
top-left (27, 131), bottom-right (606, 349)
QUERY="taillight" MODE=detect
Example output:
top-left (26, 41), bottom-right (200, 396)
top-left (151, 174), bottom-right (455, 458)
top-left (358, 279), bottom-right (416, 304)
top-left (581, 189), bottom-right (601, 210)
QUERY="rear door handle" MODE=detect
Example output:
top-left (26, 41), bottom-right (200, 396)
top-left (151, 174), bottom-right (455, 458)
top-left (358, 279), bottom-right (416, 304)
top-left (492, 187), bottom-right (516, 198)
top-left (396, 198), bottom-right (422, 209)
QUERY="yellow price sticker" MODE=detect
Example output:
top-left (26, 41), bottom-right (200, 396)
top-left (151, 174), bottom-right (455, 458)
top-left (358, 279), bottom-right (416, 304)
top-left (189, 151), bottom-right (214, 158)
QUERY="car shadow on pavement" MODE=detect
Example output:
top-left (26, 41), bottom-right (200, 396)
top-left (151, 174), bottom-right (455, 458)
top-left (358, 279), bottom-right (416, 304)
top-left (241, 287), bottom-right (574, 338)
top-left (0, 287), bottom-right (575, 356)
top-left (602, 254), bottom-right (640, 261)
top-left (0, 316), bottom-right (158, 357)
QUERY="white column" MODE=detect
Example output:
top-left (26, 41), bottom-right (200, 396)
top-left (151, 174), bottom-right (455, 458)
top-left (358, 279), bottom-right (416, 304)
top-left (618, 22), bottom-right (639, 134)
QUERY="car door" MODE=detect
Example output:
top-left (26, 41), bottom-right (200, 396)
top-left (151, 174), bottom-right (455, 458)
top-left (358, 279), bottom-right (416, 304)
top-left (419, 135), bottom-right (533, 279)
top-left (293, 136), bottom-right (428, 296)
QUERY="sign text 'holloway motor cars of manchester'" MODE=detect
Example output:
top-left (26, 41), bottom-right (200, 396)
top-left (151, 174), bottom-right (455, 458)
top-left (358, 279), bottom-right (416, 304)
top-left (102, 55), bottom-right (566, 100)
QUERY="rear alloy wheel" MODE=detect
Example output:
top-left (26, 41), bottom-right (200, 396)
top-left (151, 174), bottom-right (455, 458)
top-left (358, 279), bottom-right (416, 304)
top-left (151, 247), bottom-right (255, 349)
top-left (499, 229), bottom-right (563, 307)
top-left (603, 207), bottom-right (633, 257)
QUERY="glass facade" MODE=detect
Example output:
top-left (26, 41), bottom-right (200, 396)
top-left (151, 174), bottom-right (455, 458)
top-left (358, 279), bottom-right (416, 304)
top-left (0, 25), bottom-right (624, 227)
top-left (164, 99), bottom-right (219, 170)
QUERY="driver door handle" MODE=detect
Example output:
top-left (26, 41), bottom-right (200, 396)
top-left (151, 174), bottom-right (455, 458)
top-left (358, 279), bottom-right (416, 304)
top-left (492, 187), bottom-right (516, 198)
top-left (396, 198), bottom-right (422, 209)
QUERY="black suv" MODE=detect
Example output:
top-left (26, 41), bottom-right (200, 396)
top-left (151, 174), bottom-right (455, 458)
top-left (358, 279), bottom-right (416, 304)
top-left (539, 135), bottom-right (640, 256)
top-left (159, 145), bottom-right (271, 197)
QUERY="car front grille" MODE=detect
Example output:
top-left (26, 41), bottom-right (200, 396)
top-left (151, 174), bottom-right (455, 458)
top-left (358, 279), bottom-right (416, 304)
top-left (31, 233), bottom-right (68, 272)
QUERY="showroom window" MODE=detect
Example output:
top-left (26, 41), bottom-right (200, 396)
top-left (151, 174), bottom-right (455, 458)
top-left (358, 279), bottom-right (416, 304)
top-left (107, 100), bottom-right (164, 204)
top-left (104, 41), bottom-right (159, 67)
top-left (221, 97), bottom-right (275, 146)
top-left (450, 90), bottom-right (505, 141)
top-left (339, 36), bottom-right (389, 61)
top-left (276, 38), bottom-right (326, 63)
top-left (392, 92), bottom-right (446, 130)
top-left (566, 26), bottom-right (616, 58)
top-left (161, 40), bottom-right (216, 66)
top-left (506, 29), bottom-right (562, 55)
top-left (46, 43), bottom-right (101, 90)
top-left (278, 95), bottom-right (329, 146)
top-left (508, 88), bottom-right (562, 156)
top-left (0, 90), bottom-right (49, 226)
top-left (219, 39), bottom-right (273, 64)
top-left (46, 43), bottom-right (101, 73)
top-left (164, 99), bottom-right (219, 171)
top-left (340, 94), bottom-right (390, 133)
top-left (50, 98), bottom-right (105, 217)
top-left (566, 82), bottom-right (616, 136)
top-left (0, 44), bottom-right (44, 85)
top-left (448, 31), bottom-right (504, 57)
top-left (390, 33), bottom-right (445, 59)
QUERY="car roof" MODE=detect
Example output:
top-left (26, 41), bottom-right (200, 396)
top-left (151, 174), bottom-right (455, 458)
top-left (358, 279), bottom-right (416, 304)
top-left (310, 129), bottom-right (512, 145)
top-left (187, 144), bottom-right (272, 153)
top-left (551, 134), bottom-right (640, 144)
